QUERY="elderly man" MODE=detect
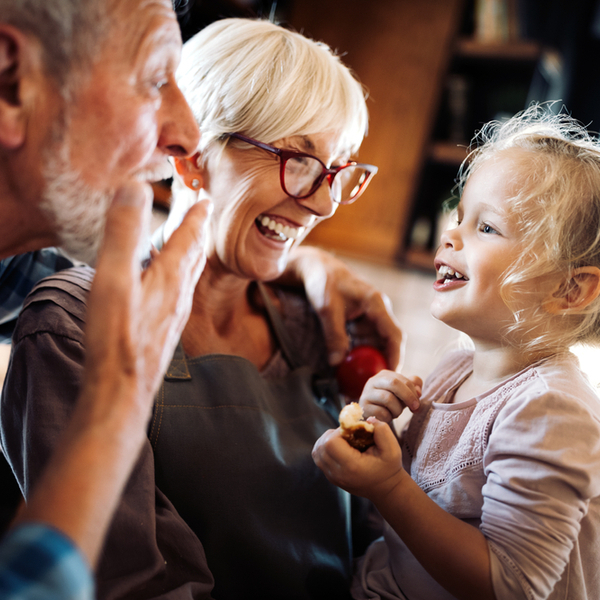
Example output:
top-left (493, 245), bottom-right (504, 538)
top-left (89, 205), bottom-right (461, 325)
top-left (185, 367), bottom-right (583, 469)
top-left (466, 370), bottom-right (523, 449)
top-left (0, 0), bottom-right (211, 598)
top-left (0, 1), bottom-right (402, 598)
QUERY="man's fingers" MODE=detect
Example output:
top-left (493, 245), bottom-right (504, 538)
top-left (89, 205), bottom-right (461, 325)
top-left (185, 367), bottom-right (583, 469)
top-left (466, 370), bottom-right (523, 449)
top-left (94, 182), bottom-right (152, 280)
top-left (159, 198), bottom-right (212, 288)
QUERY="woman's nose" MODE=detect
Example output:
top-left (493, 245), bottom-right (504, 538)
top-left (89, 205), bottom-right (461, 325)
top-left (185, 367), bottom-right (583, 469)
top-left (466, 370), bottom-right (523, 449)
top-left (298, 179), bottom-right (337, 218)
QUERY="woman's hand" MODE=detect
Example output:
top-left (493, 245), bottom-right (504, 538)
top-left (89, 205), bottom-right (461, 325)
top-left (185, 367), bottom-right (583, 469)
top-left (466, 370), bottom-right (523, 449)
top-left (360, 372), bottom-right (423, 423)
top-left (281, 246), bottom-right (403, 369)
top-left (312, 419), bottom-right (406, 503)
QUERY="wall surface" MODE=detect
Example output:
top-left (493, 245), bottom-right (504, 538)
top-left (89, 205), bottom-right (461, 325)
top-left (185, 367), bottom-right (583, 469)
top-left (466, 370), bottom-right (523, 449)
top-left (289, 0), bottom-right (465, 263)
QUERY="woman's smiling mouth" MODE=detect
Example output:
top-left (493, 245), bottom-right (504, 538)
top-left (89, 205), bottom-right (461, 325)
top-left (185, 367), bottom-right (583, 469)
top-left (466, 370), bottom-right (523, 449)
top-left (256, 214), bottom-right (303, 242)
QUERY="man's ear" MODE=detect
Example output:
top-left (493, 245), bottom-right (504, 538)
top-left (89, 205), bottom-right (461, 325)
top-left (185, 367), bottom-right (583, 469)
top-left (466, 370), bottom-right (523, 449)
top-left (174, 152), bottom-right (204, 191)
top-left (0, 24), bottom-right (30, 149)
top-left (543, 266), bottom-right (600, 314)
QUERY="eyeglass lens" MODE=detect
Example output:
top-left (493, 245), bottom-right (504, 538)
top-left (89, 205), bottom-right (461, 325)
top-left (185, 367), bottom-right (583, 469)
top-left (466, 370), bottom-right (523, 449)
top-left (284, 155), bottom-right (370, 203)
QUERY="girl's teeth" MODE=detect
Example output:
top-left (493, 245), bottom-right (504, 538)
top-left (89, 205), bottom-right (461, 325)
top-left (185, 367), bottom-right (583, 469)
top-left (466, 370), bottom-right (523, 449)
top-left (439, 265), bottom-right (465, 279)
top-left (257, 215), bottom-right (300, 241)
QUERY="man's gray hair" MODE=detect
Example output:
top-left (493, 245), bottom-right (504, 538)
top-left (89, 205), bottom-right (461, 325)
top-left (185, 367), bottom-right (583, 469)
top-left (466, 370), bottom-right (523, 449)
top-left (0, 0), bottom-right (110, 94)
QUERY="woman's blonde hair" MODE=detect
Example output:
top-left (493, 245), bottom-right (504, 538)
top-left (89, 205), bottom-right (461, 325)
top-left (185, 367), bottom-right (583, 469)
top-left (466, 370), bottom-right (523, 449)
top-left (457, 103), bottom-right (600, 355)
top-left (177, 17), bottom-right (369, 160)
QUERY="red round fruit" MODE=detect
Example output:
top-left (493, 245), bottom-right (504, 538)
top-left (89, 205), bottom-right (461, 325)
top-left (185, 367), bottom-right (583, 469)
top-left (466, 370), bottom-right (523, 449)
top-left (336, 345), bottom-right (388, 399)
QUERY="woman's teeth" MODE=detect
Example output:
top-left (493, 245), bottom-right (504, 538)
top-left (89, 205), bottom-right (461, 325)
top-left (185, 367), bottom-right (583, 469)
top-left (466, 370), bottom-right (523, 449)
top-left (257, 215), bottom-right (301, 241)
top-left (438, 265), bottom-right (466, 280)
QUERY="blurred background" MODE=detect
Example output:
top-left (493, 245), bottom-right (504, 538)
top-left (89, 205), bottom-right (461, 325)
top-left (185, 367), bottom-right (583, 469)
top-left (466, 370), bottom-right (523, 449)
top-left (171, 0), bottom-right (600, 267)
top-left (152, 0), bottom-right (600, 386)
top-left (5, 0), bottom-right (597, 389)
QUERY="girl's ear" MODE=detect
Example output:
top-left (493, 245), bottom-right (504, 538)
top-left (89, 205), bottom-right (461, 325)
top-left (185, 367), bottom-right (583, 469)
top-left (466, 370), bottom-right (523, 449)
top-left (174, 152), bottom-right (203, 191)
top-left (543, 266), bottom-right (600, 314)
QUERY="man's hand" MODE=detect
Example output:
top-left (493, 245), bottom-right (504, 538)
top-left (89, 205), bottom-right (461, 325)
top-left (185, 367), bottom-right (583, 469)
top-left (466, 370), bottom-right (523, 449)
top-left (83, 182), bottom-right (211, 414)
top-left (19, 182), bottom-right (212, 567)
top-left (283, 246), bottom-right (403, 369)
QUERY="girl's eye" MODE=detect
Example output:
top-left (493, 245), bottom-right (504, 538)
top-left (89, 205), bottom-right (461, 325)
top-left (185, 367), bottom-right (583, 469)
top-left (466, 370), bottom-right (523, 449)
top-left (480, 223), bottom-right (498, 234)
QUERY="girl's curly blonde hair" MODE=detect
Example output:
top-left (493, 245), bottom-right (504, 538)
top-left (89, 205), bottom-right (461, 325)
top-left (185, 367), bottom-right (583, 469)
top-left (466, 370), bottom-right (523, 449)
top-left (456, 103), bottom-right (600, 356)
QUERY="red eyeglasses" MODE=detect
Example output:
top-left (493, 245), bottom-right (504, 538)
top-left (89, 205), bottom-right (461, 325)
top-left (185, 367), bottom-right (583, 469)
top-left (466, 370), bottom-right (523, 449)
top-left (229, 133), bottom-right (378, 205)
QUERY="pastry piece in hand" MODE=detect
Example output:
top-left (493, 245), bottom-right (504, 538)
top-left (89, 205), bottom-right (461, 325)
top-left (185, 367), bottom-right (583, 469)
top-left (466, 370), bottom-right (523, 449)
top-left (339, 402), bottom-right (375, 451)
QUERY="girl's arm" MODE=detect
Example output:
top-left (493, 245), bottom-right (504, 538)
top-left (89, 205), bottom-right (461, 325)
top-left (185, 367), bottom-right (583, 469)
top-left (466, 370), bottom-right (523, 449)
top-left (312, 421), bottom-right (496, 600)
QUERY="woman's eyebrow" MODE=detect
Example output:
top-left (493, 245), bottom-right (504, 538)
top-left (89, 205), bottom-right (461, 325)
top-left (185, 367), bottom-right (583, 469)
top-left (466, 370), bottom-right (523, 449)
top-left (299, 136), bottom-right (315, 152)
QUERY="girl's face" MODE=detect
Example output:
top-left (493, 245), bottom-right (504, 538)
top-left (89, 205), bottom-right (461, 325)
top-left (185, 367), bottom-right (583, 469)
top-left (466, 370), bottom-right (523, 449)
top-left (431, 149), bottom-right (539, 345)
top-left (200, 132), bottom-right (342, 281)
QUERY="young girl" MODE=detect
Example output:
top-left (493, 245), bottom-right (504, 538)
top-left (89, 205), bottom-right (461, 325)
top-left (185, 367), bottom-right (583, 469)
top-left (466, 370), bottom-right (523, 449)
top-left (312, 105), bottom-right (600, 600)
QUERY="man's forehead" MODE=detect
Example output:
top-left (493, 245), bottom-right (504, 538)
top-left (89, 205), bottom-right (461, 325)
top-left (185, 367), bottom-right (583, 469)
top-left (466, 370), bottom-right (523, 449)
top-left (107, 0), bottom-right (177, 26)
top-left (101, 0), bottom-right (181, 59)
top-left (108, 0), bottom-right (174, 12)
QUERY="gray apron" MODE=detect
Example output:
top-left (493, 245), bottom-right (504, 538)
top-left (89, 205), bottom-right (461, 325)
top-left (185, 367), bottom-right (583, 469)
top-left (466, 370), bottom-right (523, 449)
top-left (149, 284), bottom-right (354, 599)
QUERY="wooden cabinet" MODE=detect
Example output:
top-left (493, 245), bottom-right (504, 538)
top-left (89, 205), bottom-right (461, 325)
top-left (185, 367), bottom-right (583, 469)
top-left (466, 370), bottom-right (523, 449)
top-left (288, 1), bottom-right (552, 270)
top-left (404, 32), bottom-right (543, 270)
top-left (288, 0), bottom-right (466, 264)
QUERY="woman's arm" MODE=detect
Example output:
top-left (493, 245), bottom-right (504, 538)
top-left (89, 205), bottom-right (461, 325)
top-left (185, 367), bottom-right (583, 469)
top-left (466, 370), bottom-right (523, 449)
top-left (282, 245), bottom-right (403, 369)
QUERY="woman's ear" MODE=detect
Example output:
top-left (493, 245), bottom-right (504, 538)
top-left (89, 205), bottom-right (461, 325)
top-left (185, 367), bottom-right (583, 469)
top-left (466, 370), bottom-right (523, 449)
top-left (174, 152), bottom-right (203, 191)
top-left (543, 266), bottom-right (600, 314)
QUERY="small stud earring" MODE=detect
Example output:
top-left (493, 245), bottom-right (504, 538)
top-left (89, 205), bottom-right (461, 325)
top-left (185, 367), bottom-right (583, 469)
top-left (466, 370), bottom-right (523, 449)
top-left (191, 179), bottom-right (200, 189)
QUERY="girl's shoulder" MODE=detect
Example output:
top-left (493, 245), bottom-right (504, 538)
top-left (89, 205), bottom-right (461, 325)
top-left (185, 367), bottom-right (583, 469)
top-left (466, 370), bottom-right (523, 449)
top-left (421, 348), bottom-right (474, 400)
top-left (497, 351), bottom-right (600, 424)
top-left (487, 353), bottom-right (600, 498)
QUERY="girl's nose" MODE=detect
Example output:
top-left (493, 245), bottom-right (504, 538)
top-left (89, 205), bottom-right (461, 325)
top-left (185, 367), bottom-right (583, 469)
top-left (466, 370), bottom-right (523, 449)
top-left (440, 225), bottom-right (462, 249)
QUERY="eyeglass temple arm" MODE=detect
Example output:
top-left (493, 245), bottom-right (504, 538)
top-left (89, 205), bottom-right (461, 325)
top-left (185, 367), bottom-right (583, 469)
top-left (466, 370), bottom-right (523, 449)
top-left (229, 133), bottom-right (282, 156)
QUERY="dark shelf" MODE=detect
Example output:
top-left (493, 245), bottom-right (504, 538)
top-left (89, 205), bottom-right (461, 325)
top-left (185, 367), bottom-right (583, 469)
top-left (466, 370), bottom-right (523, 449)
top-left (454, 37), bottom-right (542, 61)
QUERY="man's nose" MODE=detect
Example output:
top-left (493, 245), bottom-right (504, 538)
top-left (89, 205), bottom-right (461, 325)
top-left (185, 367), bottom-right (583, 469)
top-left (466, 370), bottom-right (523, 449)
top-left (158, 82), bottom-right (200, 158)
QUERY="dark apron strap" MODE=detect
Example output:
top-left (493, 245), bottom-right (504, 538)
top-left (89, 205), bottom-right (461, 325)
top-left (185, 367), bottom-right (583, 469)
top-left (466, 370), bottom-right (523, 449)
top-left (256, 282), bottom-right (302, 370)
top-left (257, 283), bottom-right (342, 422)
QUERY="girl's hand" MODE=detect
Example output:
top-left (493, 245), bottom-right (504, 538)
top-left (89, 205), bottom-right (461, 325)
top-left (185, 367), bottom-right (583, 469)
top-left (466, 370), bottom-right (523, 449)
top-left (312, 418), bottom-right (406, 502)
top-left (360, 371), bottom-right (423, 423)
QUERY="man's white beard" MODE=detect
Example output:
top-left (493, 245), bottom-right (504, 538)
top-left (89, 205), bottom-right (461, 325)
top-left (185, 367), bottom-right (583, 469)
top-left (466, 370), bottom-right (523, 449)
top-left (39, 134), bottom-right (113, 266)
